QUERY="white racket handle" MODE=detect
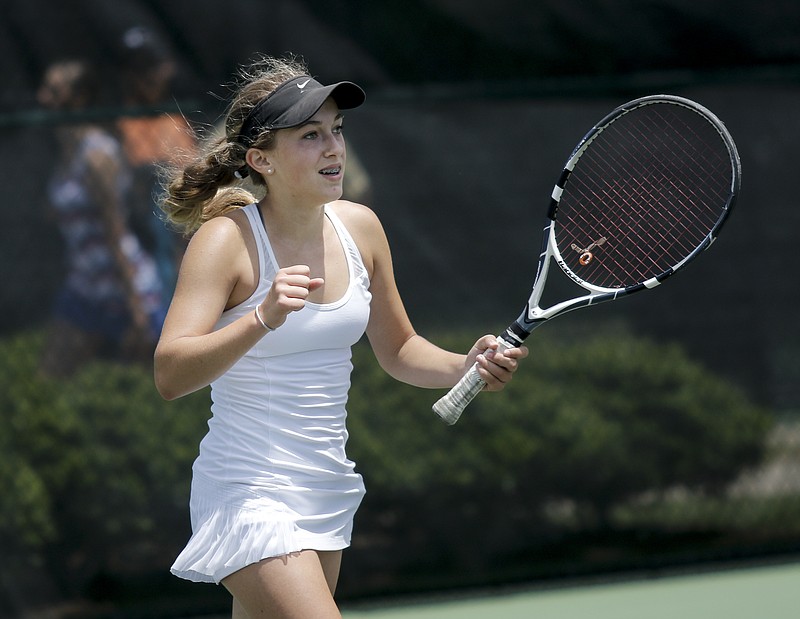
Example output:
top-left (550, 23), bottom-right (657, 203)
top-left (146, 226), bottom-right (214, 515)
top-left (433, 339), bottom-right (513, 425)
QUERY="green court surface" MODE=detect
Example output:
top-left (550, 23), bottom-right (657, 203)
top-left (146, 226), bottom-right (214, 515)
top-left (341, 561), bottom-right (800, 619)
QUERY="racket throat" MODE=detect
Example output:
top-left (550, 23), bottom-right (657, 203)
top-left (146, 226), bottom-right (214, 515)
top-left (502, 320), bottom-right (536, 347)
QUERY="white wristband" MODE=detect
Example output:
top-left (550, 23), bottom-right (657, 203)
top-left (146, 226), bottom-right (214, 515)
top-left (254, 306), bottom-right (275, 331)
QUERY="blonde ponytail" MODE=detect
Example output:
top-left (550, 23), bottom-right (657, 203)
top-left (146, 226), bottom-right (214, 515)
top-left (160, 54), bottom-right (309, 235)
top-left (160, 136), bottom-right (256, 234)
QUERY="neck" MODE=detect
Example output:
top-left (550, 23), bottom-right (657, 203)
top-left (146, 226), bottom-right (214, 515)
top-left (258, 196), bottom-right (327, 241)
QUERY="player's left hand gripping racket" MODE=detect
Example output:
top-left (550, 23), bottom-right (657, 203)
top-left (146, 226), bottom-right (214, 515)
top-left (433, 94), bottom-right (741, 425)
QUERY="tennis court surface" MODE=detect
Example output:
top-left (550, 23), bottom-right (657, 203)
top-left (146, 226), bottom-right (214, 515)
top-left (342, 560), bottom-right (800, 618)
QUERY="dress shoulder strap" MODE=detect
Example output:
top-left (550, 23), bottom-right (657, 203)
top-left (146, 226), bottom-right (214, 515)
top-left (325, 205), bottom-right (369, 284)
top-left (241, 203), bottom-right (277, 285)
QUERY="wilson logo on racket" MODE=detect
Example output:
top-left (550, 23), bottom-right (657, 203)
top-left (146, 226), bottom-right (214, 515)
top-left (571, 237), bottom-right (607, 265)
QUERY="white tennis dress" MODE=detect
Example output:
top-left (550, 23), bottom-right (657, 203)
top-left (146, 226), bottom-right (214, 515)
top-left (171, 203), bottom-right (371, 584)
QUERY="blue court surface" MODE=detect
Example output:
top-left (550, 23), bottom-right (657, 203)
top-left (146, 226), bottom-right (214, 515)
top-left (342, 560), bottom-right (800, 618)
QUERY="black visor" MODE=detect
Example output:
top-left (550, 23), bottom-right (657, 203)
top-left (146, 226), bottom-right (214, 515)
top-left (237, 75), bottom-right (365, 145)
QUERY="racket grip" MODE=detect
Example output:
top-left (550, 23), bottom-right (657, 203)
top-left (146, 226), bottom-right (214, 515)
top-left (432, 365), bottom-right (485, 425)
top-left (432, 338), bottom-right (513, 425)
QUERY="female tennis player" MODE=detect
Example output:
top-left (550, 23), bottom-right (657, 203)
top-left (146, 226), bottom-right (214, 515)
top-left (153, 55), bottom-right (528, 618)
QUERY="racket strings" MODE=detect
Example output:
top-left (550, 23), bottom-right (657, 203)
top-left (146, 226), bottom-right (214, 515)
top-left (555, 103), bottom-right (734, 289)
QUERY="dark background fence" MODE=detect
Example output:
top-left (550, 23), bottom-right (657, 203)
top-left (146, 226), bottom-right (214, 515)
top-left (1, 1), bottom-right (799, 617)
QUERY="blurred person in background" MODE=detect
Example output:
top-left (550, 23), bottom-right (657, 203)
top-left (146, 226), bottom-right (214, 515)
top-left (38, 59), bottom-right (166, 378)
top-left (117, 25), bottom-right (196, 306)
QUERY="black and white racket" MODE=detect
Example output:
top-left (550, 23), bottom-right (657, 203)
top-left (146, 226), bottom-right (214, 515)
top-left (433, 94), bottom-right (741, 425)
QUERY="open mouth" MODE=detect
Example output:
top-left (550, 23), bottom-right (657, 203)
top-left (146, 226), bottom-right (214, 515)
top-left (320, 166), bottom-right (341, 176)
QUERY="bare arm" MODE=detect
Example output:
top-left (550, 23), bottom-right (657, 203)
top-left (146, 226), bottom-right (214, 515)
top-left (84, 140), bottom-right (149, 333)
top-left (337, 202), bottom-right (527, 390)
top-left (153, 213), bottom-right (322, 400)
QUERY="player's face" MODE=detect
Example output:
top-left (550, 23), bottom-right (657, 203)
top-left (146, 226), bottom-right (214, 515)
top-left (266, 98), bottom-right (347, 204)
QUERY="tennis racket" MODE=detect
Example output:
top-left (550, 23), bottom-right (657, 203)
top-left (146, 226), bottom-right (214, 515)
top-left (433, 94), bottom-right (741, 425)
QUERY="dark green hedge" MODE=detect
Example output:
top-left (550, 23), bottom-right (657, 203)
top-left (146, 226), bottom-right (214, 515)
top-left (0, 328), bottom-right (772, 604)
top-left (341, 329), bottom-right (773, 592)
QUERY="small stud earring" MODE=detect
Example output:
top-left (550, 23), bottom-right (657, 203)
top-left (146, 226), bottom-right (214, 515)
top-left (266, 168), bottom-right (274, 175)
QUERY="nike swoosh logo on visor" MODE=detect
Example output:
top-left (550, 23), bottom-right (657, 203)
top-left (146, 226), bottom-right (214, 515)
top-left (297, 79), bottom-right (311, 89)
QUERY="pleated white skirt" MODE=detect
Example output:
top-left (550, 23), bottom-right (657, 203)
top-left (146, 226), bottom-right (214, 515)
top-left (171, 471), bottom-right (365, 584)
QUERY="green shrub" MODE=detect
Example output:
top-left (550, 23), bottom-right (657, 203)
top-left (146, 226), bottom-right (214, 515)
top-left (0, 332), bottom-right (210, 593)
top-left (345, 328), bottom-right (773, 577)
top-left (350, 329), bottom-right (771, 510)
top-left (0, 327), bottom-right (773, 599)
top-left (0, 332), bottom-right (60, 550)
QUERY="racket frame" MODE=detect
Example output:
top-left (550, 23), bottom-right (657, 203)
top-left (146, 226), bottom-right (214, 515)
top-left (433, 94), bottom-right (741, 425)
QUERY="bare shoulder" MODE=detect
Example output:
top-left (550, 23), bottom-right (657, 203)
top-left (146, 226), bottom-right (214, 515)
top-left (328, 200), bottom-right (388, 250)
top-left (187, 209), bottom-right (250, 255)
top-left (180, 209), bottom-right (255, 286)
top-left (328, 200), bottom-right (389, 277)
top-left (328, 199), bottom-right (383, 234)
